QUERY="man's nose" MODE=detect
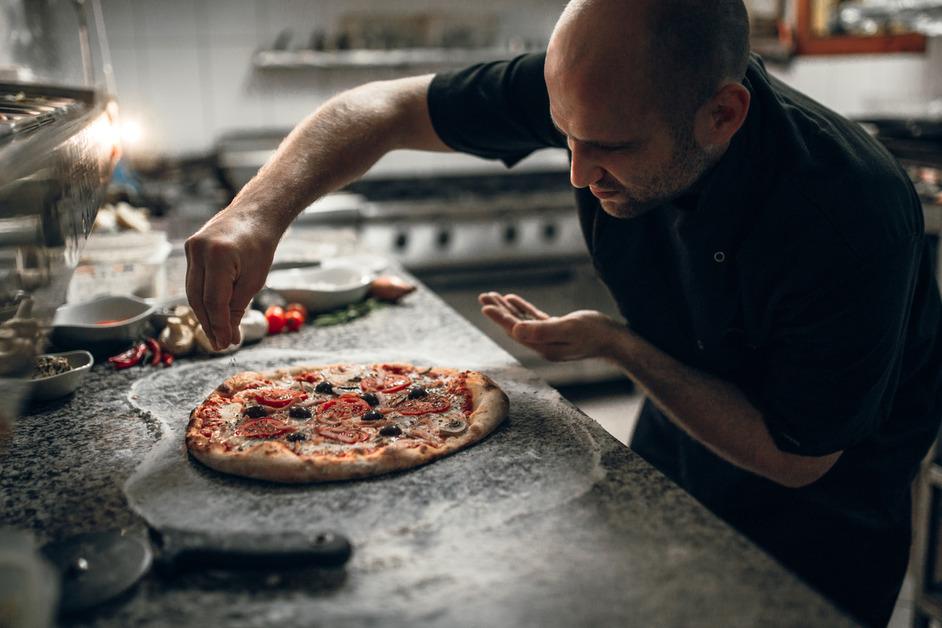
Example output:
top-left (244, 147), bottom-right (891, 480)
top-left (569, 143), bottom-right (604, 189)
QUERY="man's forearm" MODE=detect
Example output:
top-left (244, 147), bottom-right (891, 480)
top-left (227, 75), bottom-right (447, 235)
top-left (605, 328), bottom-right (840, 488)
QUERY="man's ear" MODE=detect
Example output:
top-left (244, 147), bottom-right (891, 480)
top-left (694, 82), bottom-right (751, 150)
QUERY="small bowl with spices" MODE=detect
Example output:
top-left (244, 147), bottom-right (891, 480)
top-left (28, 351), bottom-right (94, 402)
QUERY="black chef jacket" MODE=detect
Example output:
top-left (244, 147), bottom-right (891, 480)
top-left (428, 52), bottom-right (942, 627)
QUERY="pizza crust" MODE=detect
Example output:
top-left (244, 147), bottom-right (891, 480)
top-left (186, 364), bottom-right (509, 483)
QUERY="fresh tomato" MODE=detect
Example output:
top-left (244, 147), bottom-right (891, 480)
top-left (285, 310), bottom-right (304, 332)
top-left (396, 394), bottom-right (451, 416)
top-left (317, 394), bottom-right (371, 421)
top-left (253, 388), bottom-right (307, 408)
top-left (285, 303), bottom-right (308, 322)
top-left (238, 418), bottom-right (296, 439)
top-left (360, 372), bottom-right (411, 393)
top-left (315, 425), bottom-right (370, 444)
top-left (265, 305), bottom-right (286, 334)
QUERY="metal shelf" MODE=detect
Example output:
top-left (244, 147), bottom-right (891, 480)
top-left (253, 47), bottom-right (526, 70)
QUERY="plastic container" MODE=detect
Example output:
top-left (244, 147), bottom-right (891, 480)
top-left (67, 231), bottom-right (171, 303)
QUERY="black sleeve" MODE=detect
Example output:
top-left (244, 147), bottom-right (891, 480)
top-left (427, 52), bottom-right (566, 168)
top-left (759, 237), bottom-right (923, 456)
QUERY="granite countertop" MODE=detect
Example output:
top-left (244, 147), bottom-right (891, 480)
top-left (0, 283), bottom-right (853, 627)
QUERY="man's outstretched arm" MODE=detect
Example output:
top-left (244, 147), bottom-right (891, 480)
top-left (186, 75), bottom-right (449, 350)
top-left (479, 292), bottom-right (842, 489)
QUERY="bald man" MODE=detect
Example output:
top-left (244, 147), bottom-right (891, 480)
top-left (186, 1), bottom-right (942, 624)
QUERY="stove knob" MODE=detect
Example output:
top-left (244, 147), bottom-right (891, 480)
top-left (543, 222), bottom-right (558, 241)
top-left (436, 229), bottom-right (451, 249)
top-left (503, 224), bottom-right (518, 244)
top-left (394, 231), bottom-right (409, 251)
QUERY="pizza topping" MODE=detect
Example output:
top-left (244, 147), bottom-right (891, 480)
top-left (293, 371), bottom-right (322, 384)
top-left (360, 371), bottom-right (411, 394)
top-left (316, 426), bottom-right (371, 444)
top-left (314, 381), bottom-right (334, 394)
top-left (379, 425), bottom-right (402, 437)
top-left (253, 389), bottom-right (307, 408)
top-left (359, 392), bottom-right (380, 407)
top-left (286, 432), bottom-right (306, 442)
top-left (288, 405), bottom-right (312, 420)
top-left (439, 418), bottom-right (468, 436)
top-left (409, 426), bottom-right (444, 447)
top-left (396, 394), bottom-right (451, 416)
top-left (243, 405), bottom-right (268, 419)
top-left (317, 395), bottom-right (371, 422)
top-left (238, 418), bottom-right (296, 439)
top-left (361, 410), bottom-right (384, 421)
top-left (407, 386), bottom-right (427, 399)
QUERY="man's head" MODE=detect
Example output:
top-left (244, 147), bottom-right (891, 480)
top-left (545, 0), bottom-right (751, 218)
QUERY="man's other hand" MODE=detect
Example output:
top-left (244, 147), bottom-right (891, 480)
top-left (478, 292), bottom-right (622, 362)
top-left (185, 210), bottom-right (278, 350)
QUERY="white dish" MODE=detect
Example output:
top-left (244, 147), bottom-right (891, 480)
top-left (266, 265), bottom-right (372, 312)
top-left (52, 295), bottom-right (155, 348)
top-left (29, 350), bottom-right (94, 402)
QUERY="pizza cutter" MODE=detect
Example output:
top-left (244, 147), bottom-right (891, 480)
top-left (41, 527), bottom-right (352, 615)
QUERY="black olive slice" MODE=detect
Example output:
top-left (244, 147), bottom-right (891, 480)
top-left (288, 405), bottom-right (312, 419)
top-left (314, 381), bottom-right (333, 394)
top-left (379, 425), bottom-right (402, 437)
top-left (286, 432), bottom-right (306, 442)
top-left (407, 387), bottom-right (427, 399)
top-left (360, 392), bottom-right (379, 407)
top-left (362, 410), bottom-right (384, 421)
top-left (243, 405), bottom-right (267, 418)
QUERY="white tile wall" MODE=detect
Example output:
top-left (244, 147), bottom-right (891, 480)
top-left (99, 0), bottom-right (941, 157)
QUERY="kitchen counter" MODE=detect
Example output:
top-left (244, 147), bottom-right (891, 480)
top-left (0, 283), bottom-right (853, 627)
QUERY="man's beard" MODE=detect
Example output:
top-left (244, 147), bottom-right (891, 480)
top-left (602, 124), bottom-right (715, 219)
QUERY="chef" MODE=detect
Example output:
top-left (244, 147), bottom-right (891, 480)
top-left (185, 1), bottom-right (942, 624)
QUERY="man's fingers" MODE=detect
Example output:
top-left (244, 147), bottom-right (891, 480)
top-left (479, 292), bottom-right (522, 323)
top-left (203, 268), bottom-right (237, 350)
top-left (184, 243), bottom-right (211, 339)
top-left (481, 304), bottom-right (518, 334)
top-left (505, 294), bottom-right (549, 320)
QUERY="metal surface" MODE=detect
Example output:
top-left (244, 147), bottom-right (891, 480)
top-left (0, 0), bottom-right (117, 440)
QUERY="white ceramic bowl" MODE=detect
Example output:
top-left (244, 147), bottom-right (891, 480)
top-left (29, 350), bottom-right (94, 402)
top-left (266, 265), bottom-right (372, 313)
top-left (51, 295), bottom-right (155, 349)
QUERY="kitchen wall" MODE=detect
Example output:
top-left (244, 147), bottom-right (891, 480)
top-left (100, 0), bottom-right (942, 157)
top-left (101, 0), bottom-right (563, 156)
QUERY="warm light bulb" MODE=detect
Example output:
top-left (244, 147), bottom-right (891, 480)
top-left (120, 118), bottom-right (143, 147)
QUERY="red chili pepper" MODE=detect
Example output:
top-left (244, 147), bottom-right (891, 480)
top-left (108, 342), bottom-right (147, 369)
top-left (145, 337), bottom-right (162, 366)
top-left (161, 352), bottom-right (174, 367)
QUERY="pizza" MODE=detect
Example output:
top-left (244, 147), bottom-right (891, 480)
top-left (185, 363), bottom-right (509, 483)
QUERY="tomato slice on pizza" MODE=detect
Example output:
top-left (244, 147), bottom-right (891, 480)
top-left (252, 388), bottom-right (307, 408)
top-left (317, 394), bottom-right (372, 421)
